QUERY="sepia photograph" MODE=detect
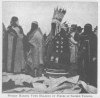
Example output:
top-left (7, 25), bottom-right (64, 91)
top-left (2, 1), bottom-right (98, 94)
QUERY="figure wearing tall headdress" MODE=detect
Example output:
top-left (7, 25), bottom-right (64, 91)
top-left (44, 7), bottom-right (70, 77)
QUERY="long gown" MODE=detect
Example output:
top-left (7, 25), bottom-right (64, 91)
top-left (80, 32), bottom-right (97, 87)
top-left (69, 32), bottom-right (78, 64)
top-left (26, 28), bottom-right (44, 76)
top-left (48, 29), bottom-right (70, 70)
top-left (68, 32), bottom-right (78, 76)
top-left (6, 26), bottom-right (25, 73)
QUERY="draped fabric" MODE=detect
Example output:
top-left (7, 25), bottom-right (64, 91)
top-left (6, 26), bottom-right (25, 73)
top-left (27, 28), bottom-right (44, 70)
top-left (69, 32), bottom-right (78, 64)
top-left (79, 32), bottom-right (97, 87)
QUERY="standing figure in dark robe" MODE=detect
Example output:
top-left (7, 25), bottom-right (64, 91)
top-left (44, 21), bottom-right (70, 77)
top-left (74, 26), bottom-right (83, 42)
top-left (75, 26), bottom-right (86, 80)
top-left (44, 7), bottom-right (71, 77)
top-left (79, 24), bottom-right (97, 87)
top-left (25, 21), bottom-right (44, 77)
top-left (49, 24), bottom-right (70, 70)
top-left (6, 16), bottom-right (25, 73)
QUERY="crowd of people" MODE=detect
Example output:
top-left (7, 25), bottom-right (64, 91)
top-left (2, 8), bottom-right (97, 88)
top-left (44, 21), bottom-right (97, 87)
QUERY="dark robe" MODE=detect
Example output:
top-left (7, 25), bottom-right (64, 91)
top-left (26, 28), bottom-right (44, 77)
top-left (44, 23), bottom-right (56, 67)
top-left (79, 31), bottom-right (97, 87)
top-left (68, 32), bottom-right (79, 77)
top-left (6, 25), bottom-right (25, 73)
top-left (2, 23), bottom-right (7, 72)
top-left (45, 28), bottom-right (70, 71)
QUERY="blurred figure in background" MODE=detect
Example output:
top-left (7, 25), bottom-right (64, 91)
top-left (68, 24), bottom-right (79, 76)
top-left (77, 26), bottom-right (83, 35)
top-left (43, 33), bottom-right (47, 43)
top-left (6, 16), bottom-right (25, 73)
top-left (76, 26), bottom-right (86, 81)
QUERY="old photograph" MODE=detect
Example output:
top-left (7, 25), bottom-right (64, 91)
top-left (2, 1), bottom-right (98, 94)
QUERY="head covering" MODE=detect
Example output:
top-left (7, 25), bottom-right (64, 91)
top-left (84, 23), bottom-right (92, 35)
top-left (84, 24), bottom-right (92, 30)
top-left (27, 21), bottom-right (38, 37)
top-left (10, 16), bottom-right (18, 27)
top-left (77, 26), bottom-right (83, 33)
top-left (52, 7), bottom-right (66, 22)
top-left (31, 21), bottom-right (38, 31)
top-left (71, 24), bottom-right (77, 29)
top-left (70, 24), bottom-right (77, 32)
top-left (32, 21), bottom-right (38, 25)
